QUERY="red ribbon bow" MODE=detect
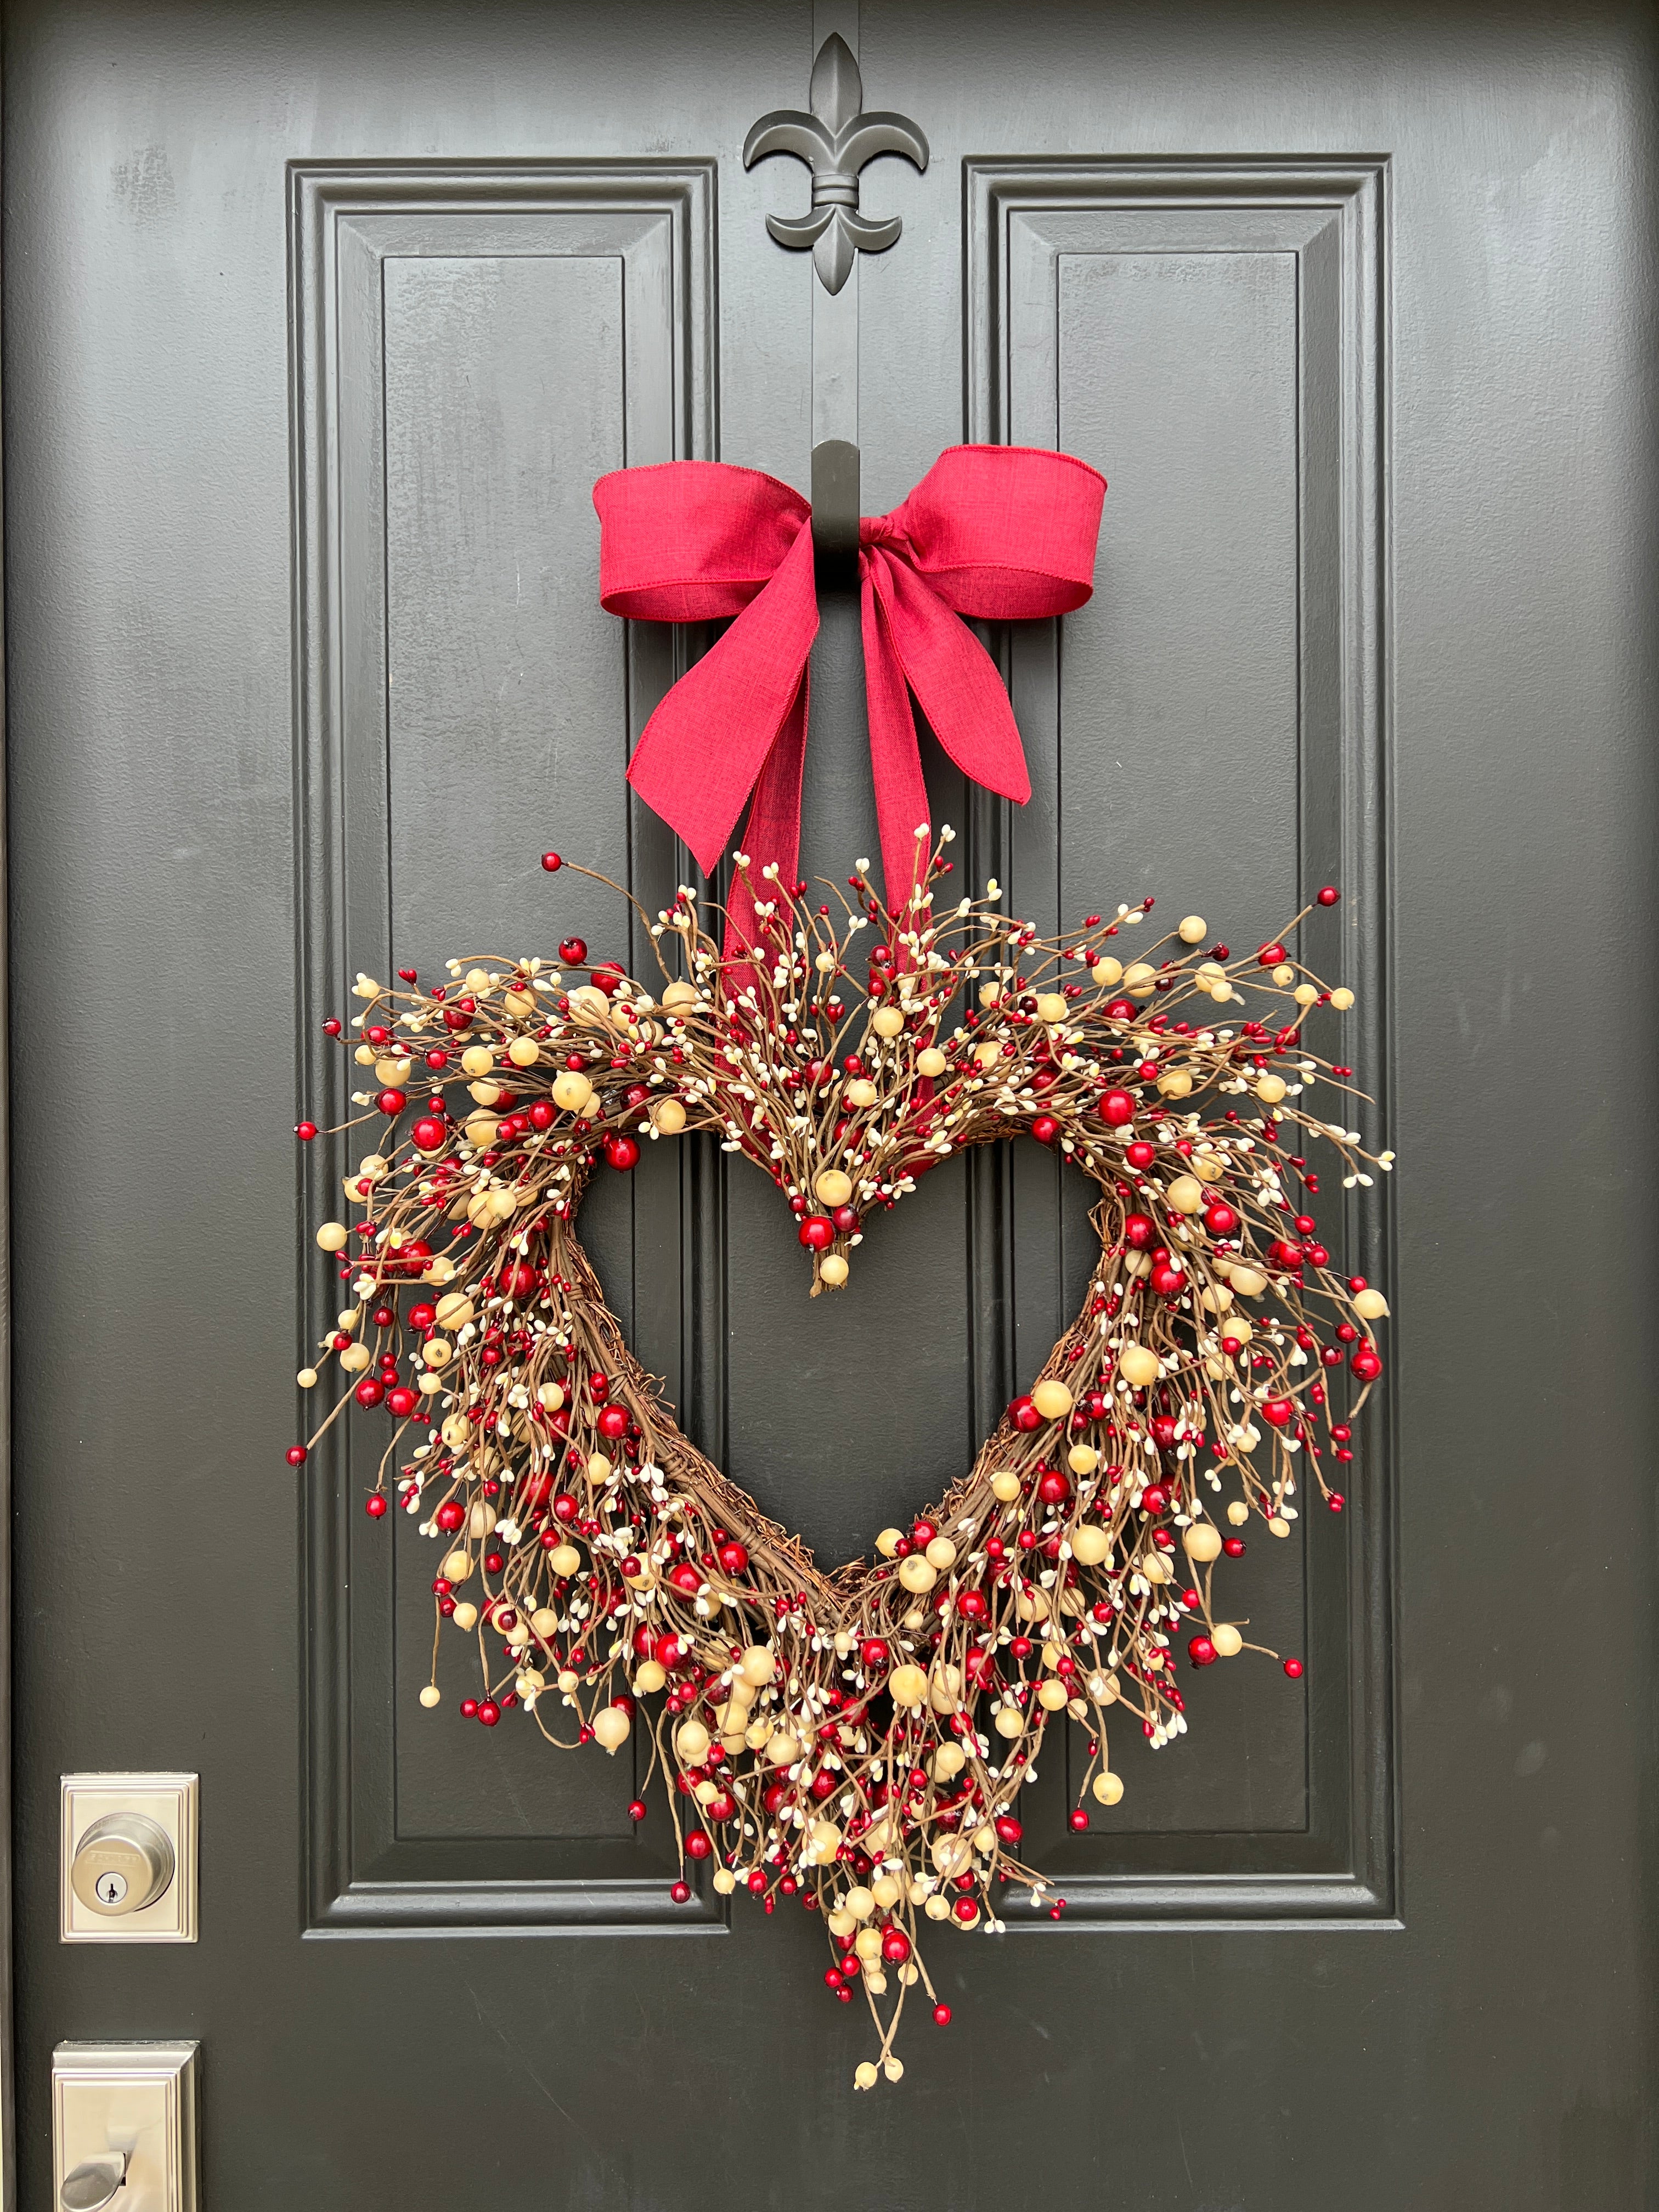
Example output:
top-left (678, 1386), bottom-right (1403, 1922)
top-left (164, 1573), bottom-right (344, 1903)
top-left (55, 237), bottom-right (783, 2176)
top-left (594, 444), bottom-right (1105, 951)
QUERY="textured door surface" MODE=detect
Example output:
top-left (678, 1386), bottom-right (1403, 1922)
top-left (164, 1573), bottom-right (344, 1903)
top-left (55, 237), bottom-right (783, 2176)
top-left (7, 3), bottom-right (1656, 2205)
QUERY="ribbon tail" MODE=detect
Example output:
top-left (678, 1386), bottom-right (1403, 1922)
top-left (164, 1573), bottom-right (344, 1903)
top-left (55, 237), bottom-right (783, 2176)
top-left (870, 551), bottom-right (1032, 808)
top-left (721, 669), bottom-right (809, 973)
top-left (625, 522), bottom-right (820, 876)
top-left (860, 554), bottom-right (937, 930)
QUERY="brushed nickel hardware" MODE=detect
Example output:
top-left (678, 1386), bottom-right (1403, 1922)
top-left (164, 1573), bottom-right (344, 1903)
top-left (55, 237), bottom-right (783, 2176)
top-left (53, 2043), bottom-right (199, 2212)
top-left (71, 1812), bottom-right (175, 1917)
top-left (59, 2148), bottom-right (128, 2211)
top-left (61, 1774), bottom-right (199, 1943)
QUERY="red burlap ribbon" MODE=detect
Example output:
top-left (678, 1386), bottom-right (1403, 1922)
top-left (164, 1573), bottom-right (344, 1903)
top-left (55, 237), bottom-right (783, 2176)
top-left (594, 445), bottom-right (1105, 952)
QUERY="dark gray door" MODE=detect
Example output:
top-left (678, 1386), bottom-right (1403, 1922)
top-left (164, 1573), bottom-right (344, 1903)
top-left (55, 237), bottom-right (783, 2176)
top-left (8, 2), bottom-right (1655, 2204)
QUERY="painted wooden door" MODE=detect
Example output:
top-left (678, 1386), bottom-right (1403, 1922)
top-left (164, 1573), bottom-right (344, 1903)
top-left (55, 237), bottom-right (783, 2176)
top-left (7, 2), bottom-right (1655, 2204)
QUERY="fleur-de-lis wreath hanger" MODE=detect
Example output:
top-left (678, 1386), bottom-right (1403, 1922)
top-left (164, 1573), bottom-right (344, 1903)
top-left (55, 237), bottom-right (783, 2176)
top-left (744, 32), bottom-right (929, 295)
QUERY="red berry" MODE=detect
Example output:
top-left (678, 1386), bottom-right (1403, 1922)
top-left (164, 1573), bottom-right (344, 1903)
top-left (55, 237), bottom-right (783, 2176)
top-left (541, 851), bottom-right (563, 872)
top-left (365, 1493), bottom-right (388, 1518)
top-left (435, 1500), bottom-right (465, 1532)
top-left (354, 1378), bottom-right (385, 1408)
top-left (933, 2003), bottom-right (952, 2026)
top-left (860, 1638), bottom-right (889, 1669)
top-left (1316, 885), bottom-right (1340, 906)
top-left (558, 937), bottom-right (588, 964)
top-left (1125, 1141), bottom-right (1156, 1170)
top-left (1011, 1395), bottom-right (1041, 1432)
top-left (1223, 1536), bottom-right (1245, 1558)
top-left (286, 1444), bottom-right (308, 1466)
top-left (670, 1881), bottom-right (692, 1903)
top-left (460, 1698), bottom-right (478, 1718)
top-left (627, 1799), bottom-right (646, 1822)
top-left (296, 1120), bottom-right (318, 1141)
top-left (1123, 1212), bottom-right (1155, 1250)
top-left (1036, 1470), bottom-right (1070, 1505)
top-left (412, 1116), bottom-right (447, 1152)
top-left (323, 1018), bottom-right (342, 1037)
top-left (604, 1135), bottom-right (641, 1171)
top-left (1257, 942), bottom-right (1287, 966)
top-left (597, 1404), bottom-right (629, 1440)
top-left (798, 1214), bottom-right (834, 1251)
top-left (1188, 1634), bottom-right (1217, 1667)
top-left (477, 1701), bottom-right (501, 1726)
top-left (1202, 1201), bottom-right (1239, 1237)
top-left (376, 1088), bottom-right (407, 1116)
top-left (1099, 1088), bottom-right (1135, 1126)
top-left (717, 1542), bottom-right (750, 1576)
top-left (1283, 1657), bottom-right (1305, 1679)
top-left (1260, 1397), bottom-right (1294, 1429)
top-left (881, 1928), bottom-right (911, 1963)
top-left (1031, 1113), bottom-right (1061, 1146)
top-left (1350, 1347), bottom-right (1383, 1380)
top-left (684, 1830), bottom-right (712, 1861)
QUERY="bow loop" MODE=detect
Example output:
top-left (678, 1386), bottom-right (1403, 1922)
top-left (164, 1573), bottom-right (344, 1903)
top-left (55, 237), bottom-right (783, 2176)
top-left (596, 460), bottom-right (809, 624)
top-left (877, 445), bottom-right (1106, 622)
top-left (593, 445), bottom-right (1104, 954)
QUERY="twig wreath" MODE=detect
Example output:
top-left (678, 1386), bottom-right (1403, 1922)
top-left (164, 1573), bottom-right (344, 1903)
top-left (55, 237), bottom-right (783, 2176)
top-left (292, 828), bottom-right (1391, 2086)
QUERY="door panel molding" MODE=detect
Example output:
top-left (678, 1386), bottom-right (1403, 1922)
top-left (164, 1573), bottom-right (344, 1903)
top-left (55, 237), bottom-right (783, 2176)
top-left (964, 157), bottom-right (1397, 1923)
top-left (289, 160), bottom-right (724, 1932)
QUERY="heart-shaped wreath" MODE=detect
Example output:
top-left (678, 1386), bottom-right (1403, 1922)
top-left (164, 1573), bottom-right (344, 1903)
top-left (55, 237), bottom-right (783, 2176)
top-left (292, 830), bottom-right (1391, 2086)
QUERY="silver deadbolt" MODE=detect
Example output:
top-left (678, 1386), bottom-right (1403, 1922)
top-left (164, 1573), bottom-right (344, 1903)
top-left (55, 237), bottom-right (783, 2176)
top-left (70, 1812), bottom-right (175, 1917)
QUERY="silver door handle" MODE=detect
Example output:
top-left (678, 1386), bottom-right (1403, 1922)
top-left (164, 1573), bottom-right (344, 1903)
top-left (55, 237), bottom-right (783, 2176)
top-left (59, 2150), bottom-right (129, 2203)
top-left (60, 2149), bottom-right (129, 2211)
